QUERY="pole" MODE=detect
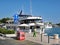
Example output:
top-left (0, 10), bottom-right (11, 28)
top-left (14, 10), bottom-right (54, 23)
top-left (41, 33), bottom-right (42, 42)
top-left (40, 27), bottom-right (43, 42)
top-left (48, 35), bottom-right (49, 43)
top-left (30, 0), bottom-right (32, 15)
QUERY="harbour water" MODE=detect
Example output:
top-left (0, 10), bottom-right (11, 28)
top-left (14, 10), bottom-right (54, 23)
top-left (45, 27), bottom-right (60, 37)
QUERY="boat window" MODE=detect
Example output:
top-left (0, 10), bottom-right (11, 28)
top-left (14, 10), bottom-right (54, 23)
top-left (36, 26), bottom-right (40, 28)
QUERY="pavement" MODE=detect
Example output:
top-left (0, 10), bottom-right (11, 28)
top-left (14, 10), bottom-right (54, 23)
top-left (0, 36), bottom-right (6, 40)
top-left (0, 36), bottom-right (41, 45)
top-left (0, 33), bottom-right (60, 45)
top-left (25, 33), bottom-right (60, 45)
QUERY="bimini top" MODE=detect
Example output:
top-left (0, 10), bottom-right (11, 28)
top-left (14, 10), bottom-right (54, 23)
top-left (27, 16), bottom-right (42, 19)
top-left (19, 16), bottom-right (42, 20)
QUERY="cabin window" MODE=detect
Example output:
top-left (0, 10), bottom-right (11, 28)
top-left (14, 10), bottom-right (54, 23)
top-left (36, 26), bottom-right (40, 28)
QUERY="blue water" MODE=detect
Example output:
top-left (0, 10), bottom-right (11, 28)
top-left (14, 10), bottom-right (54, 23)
top-left (45, 27), bottom-right (60, 37)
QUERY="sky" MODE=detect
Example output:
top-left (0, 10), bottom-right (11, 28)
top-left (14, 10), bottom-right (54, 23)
top-left (0, 0), bottom-right (60, 24)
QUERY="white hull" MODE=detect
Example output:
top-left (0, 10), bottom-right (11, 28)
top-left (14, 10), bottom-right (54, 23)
top-left (45, 26), bottom-right (52, 28)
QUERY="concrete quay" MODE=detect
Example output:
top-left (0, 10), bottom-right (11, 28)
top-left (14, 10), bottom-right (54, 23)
top-left (0, 37), bottom-right (40, 45)
top-left (25, 33), bottom-right (60, 45)
top-left (0, 32), bottom-right (60, 45)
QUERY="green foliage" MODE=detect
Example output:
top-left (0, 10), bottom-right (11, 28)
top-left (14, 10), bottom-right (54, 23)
top-left (0, 28), bottom-right (15, 34)
top-left (56, 23), bottom-right (60, 26)
top-left (57, 23), bottom-right (60, 25)
top-left (0, 17), bottom-right (10, 23)
top-left (6, 30), bottom-right (15, 34)
top-left (0, 22), bottom-right (2, 24)
top-left (49, 22), bottom-right (52, 24)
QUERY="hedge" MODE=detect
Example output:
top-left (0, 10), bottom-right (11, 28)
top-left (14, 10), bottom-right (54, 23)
top-left (0, 28), bottom-right (15, 34)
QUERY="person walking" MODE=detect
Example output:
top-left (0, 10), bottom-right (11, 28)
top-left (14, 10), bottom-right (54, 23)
top-left (33, 28), bottom-right (36, 37)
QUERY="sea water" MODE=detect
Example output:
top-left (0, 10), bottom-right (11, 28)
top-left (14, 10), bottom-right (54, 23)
top-left (45, 27), bottom-right (60, 37)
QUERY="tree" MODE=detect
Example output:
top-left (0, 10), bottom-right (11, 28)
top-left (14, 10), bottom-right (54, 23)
top-left (49, 22), bottom-right (52, 24)
top-left (0, 17), bottom-right (10, 23)
top-left (56, 23), bottom-right (60, 26)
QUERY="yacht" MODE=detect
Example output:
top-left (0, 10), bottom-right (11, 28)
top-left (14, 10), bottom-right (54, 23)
top-left (17, 11), bottom-right (44, 33)
top-left (5, 10), bottom-right (45, 34)
top-left (44, 22), bottom-right (52, 29)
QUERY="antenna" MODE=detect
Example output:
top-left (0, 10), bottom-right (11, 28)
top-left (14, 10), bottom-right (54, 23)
top-left (17, 9), bottom-right (20, 14)
top-left (30, 0), bottom-right (32, 15)
top-left (22, 5), bottom-right (24, 14)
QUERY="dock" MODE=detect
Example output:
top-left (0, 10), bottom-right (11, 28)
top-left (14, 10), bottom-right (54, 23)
top-left (25, 33), bottom-right (60, 45)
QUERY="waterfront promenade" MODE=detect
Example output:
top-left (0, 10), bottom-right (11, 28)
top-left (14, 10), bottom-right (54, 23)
top-left (25, 33), bottom-right (60, 45)
top-left (0, 36), bottom-right (40, 45)
top-left (0, 33), bottom-right (60, 45)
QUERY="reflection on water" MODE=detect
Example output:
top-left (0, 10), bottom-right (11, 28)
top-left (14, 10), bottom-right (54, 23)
top-left (45, 27), bottom-right (60, 36)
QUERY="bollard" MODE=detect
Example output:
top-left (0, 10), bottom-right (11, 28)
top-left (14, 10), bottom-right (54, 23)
top-left (41, 33), bottom-right (42, 42)
top-left (54, 34), bottom-right (59, 39)
top-left (48, 35), bottom-right (49, 43)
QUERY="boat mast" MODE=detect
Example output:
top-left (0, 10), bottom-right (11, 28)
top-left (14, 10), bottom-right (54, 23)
top-left (30, 0), bottom-right (32, 15)
top-left (22, 5), bottom-right (24, 14)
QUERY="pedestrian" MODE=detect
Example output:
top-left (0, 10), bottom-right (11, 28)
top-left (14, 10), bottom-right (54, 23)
top-left (33, 28), bottom-right (36, 37)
